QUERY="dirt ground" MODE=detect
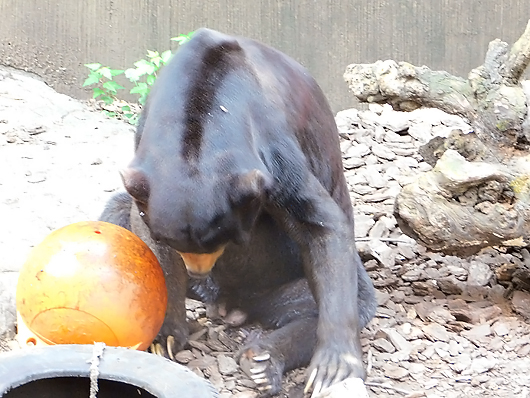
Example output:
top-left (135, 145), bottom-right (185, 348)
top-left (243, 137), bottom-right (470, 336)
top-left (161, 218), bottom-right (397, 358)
top-left (2, 66), bottom-right (530, 398)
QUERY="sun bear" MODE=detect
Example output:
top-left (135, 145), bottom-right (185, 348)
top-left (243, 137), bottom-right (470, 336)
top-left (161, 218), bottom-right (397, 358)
top-left (100, 28), bottom-right (376, 396)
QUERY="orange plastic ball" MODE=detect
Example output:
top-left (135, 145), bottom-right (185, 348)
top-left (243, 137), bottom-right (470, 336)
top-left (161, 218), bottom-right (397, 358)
top-left (16, 221), bottom-right (167, 351)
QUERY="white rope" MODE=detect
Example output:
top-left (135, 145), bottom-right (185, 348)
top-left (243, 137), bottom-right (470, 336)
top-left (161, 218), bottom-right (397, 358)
top-left (87, 342), bottom-right (106, 398)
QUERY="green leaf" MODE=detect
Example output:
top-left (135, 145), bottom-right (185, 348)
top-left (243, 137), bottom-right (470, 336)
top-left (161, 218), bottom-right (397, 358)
top-left (146, 74), bottom-right (156, 86)
top-left (82, 73), bottom-right (100, 87)
top-left (103, 110), bottom-right (117, 118)
top-left (110, 69), bottom-right (125, 76)
top-left (171, 31), bottom-right (194, 45)
top-left (101, 95), bottom-right (115, 105)
top-left (133, 59), bottom-right (156, 76)
top-left (121, 105), bottom-right (131, 112)
top-left (92, 87), bottom-right (105, 99)
top-left (84, 63), bottom-right (102, 71)
top-left (161, 50), bottom-right (173, 64)
top-left (125, 113), bottom-right (139, 125)
top-left (130, 82), bottom-right (149, 94)
top-left (124, 67), bottom-right (142, 82)
top-left (152, 56), bottom-right (162, 68)
top-left (147, 50), bottom-right (159, 59)
top-left (102, 80), bottom-right (125, 94)
top-left (138, 94), bottom-right (148, 106)
top-left (99, 67), bottom-right (113, 80)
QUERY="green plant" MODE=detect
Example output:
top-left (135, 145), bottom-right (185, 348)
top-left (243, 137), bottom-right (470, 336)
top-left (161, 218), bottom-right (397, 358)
top-left (83, 65), bottom-right (125, 105)
top-left (83, 32), bottom-right (194, 124)
top-left (123, 49), bottom-right (173, 106)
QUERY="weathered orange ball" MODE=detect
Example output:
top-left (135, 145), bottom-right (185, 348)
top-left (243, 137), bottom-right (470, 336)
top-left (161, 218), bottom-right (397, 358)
top-left (16, 221), bottom-right (167, 351)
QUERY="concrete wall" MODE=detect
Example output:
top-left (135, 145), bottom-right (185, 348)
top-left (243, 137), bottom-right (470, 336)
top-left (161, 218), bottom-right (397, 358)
top-left (0, 0), bottom-right (529, 112)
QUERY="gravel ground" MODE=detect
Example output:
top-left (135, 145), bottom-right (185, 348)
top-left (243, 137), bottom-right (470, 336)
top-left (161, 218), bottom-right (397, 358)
top-left (2, 66), bottom-right (530, 398)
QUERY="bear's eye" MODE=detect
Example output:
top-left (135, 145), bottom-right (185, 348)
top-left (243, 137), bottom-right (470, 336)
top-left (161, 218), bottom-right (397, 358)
top-left (198, 214), bottom-right (234, 249)
top-left (135, 201), bottom-right (150, 223)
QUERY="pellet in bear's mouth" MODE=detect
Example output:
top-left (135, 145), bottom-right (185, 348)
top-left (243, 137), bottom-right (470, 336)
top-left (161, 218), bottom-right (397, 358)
top-left (177, 246), bottom-right (226, 276)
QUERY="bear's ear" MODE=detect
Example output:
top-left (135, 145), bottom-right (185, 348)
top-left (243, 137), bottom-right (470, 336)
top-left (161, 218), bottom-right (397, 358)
top-left (231, 169), bottom-right (272, 204)
top-left (230, 169), bottom-right (272, 239)
top-left (120, 168), bottom-right (150, 204)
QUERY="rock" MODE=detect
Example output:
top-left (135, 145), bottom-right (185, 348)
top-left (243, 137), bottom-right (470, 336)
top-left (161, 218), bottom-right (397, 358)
top-left (174, 350), bottom-right (195, 364)
top-left (464, 358), bottom-right (498, 375)
top-left (408, 362), bottom-right (427, 375)
top-left (363, 187), bottom-right (400, 203)
top-left (368, 218), bottom-right (390, 239)
top-left (401, 269), bottom-right (424, 282)
top-left (316, 378), bottom-right (369, 398)
top-left (363, 167), bottom-right (387, 188)
top-left (373, 338), bottom-right (396, 353)
top-left (422, 323), bottom-right (451, 342)
top-left (232, 392), bottom-right (259, 398)
top-left (344, 143), bottom-right (371, 158)
top-left (354, 214), bottom-right (375, 238)
top-left (488, 336), bottom-right (505, 351)
top-left (512, 290), bottom-right (530, 320)
top-left (461, 323), bottom-right (491, 340)
top-left (217, 354), bottom-right (239, 375)
top-left (449, 303), bottom-right (502, 325)
top-left (383, 363), bottom-right (410, 380)
top-left (445, 265), bottom-right (468, 278)
top-left (448, 340), bottom-right (462, 356)
top-left (408, 122), bottom-right (433, 143)
top-left (492, 321), bottom-right (510, 337)
top-left (380, 328), bottom-right (413, 353)
top-left (336, 109), bottom-right (360, 127)
top-left (384, 129), bottom-right (412, 143)
top-left (375, 306), bottom-right (396, 318)
top-left (340, 140), bottom-right (353, 152)
top-left (392, 147), bottom-right (418, 156)
top-left (431, 124), bottom-right (457, 138)
top-left (488, 285), bottom-right (506, 304)
top-left (364, 154), bottom-right (380, 165)
top-left (372, 143), bottom-right (397, 160)
top-left (426, 307), bottom-right (456, 324)
top-left (450, 353), bottom-right (472, 373)
top-left (188, 354), bottom-right (217, 369)
top-left (366, 239), bottom-right (397, 267)
top-left (467, 261), bottom-right (493, 286)
top-left (368, 103), bottom-right (385, 114)
top-left (432, 341), bottom-right (450, 359)
top-left (417, 162), bottom-right (433, 172)
top-left (394, 155), bottom-right (419, 169)
top-left (423, 267), bottom-right (442, 279)
top-left (412, 281), bottom-right (438, 296)
top-left (343, 157), bottom-right (365, 168)
top-left (495, 263), bottom-right (517, 282)
top-left (397, 243), bottom-right (417, 260)
top-left (437, 277), bottom-right (464, 295)
top-left (358, 110), bottom-right (381, 126)
top-left (391, 290), bottom-right (406, 303)
top-left (351, 184), bottom-right (377, 195)
top-left (380, 110), bottom-right (410, 132)
top-left (375, 290), bottom-right (391, 306)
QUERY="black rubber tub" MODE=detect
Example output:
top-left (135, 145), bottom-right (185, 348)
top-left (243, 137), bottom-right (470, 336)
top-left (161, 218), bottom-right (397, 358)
top-left (0, 344), bottom-right (218, 398)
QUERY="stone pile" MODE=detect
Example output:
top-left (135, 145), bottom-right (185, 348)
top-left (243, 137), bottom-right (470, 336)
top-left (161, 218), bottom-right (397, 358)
top-left (336, 103), bottom-right (472, 268)
top-left (333, 104), bottom-right (530, 398)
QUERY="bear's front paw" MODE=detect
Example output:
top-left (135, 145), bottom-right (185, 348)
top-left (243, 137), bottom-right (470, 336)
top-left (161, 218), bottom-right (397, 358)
top-left (304, 345), bottom-right (366, 397)
top-left (239, 344), bottom-right (284, 396)
top-left (150, 319), bottom-right (188, 360)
